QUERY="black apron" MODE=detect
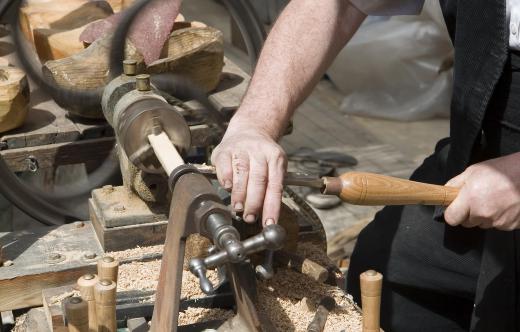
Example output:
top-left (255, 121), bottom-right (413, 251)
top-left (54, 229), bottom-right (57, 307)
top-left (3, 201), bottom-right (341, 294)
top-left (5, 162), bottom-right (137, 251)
top-left (348, 1), bottom-right (520, 331)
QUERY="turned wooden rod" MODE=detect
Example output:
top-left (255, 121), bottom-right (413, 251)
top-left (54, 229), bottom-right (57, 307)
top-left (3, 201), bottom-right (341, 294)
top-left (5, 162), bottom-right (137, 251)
top-left (148, 132), bottom-right (185, 175)
top-left (323, 171), bottom-right (458, 206)
top-left (360, 270), bottom-right (383, 332)
top-left (77, 274), bottom-right (99, 332)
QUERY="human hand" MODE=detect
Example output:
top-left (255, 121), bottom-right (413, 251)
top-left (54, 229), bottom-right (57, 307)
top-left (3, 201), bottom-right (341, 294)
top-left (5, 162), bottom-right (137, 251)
top-left (211, 124), bottom-right (287, 226)
top-left (444, 152), bottom-right (520, 230)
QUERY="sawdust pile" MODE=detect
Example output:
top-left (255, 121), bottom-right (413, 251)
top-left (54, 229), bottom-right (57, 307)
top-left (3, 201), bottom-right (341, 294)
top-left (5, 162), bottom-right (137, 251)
top-left (117, 259), bottom-right (219, 300)
top-left (11, 314), bottom-right (27, 332)
top-left (178, 307), bottom-right (234, 326)
top-left (258, 268), bottom-right (362, 332)
top-left (108, 245), bottom-right (163, 261)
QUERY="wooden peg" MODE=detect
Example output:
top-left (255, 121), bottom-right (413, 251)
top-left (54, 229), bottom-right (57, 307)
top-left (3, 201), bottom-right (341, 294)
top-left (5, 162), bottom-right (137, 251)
top-left (97, 256), bottom-right (119, 283)
top-left (360, 270), bottom-right (383, 332)
top-left (64, 297), bottom-right (89, 332)
top-left (77, 274), bottom-right (99, 332)
top-left (94, 279), bottom-right (117, 332)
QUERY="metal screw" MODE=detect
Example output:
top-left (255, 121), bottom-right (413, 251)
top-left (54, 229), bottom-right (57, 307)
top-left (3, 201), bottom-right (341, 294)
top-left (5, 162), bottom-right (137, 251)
top-left (47, 252), bottom-right (65, 264)
top-left (84, 252), bottom-right (97, 260)
top-left (136, 74), bottom-right (151, 91)
top-left (25, 156), bottom-right (38, 173)
top-left (83, 274), bottom-right (95, 280)
top-left (73, 221), bottom-right (84, 228)
top-left (100, 279), bottom-right (112, 286)
top-left (123, 59), bottom-right (137, 76)
top-left (3, 260), bottom-right (13, 267)
top-left (113, 204), bottom-right (125, 212)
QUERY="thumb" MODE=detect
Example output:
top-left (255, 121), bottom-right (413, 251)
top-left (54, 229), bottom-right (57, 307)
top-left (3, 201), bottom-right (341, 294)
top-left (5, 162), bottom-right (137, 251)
top-left (446, 170), bottom-right (470, 188)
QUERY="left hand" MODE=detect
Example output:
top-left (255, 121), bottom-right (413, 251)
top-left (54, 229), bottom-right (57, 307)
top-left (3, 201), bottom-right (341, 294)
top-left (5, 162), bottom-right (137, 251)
top-left (444, 152), bottom-right (520, 230)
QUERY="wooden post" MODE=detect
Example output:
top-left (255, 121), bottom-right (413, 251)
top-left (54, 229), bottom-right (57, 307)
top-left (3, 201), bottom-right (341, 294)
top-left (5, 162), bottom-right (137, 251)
top-left (77, 274), bottom-right (99, 332)
top-left (97, 256), bottom-right (119, 283)
top-left (94, 279), bottom-right (117, 332)
top-left (64, 297), bottom-right (89, 332)
top-left (360, 270), bottom-right (383, 332)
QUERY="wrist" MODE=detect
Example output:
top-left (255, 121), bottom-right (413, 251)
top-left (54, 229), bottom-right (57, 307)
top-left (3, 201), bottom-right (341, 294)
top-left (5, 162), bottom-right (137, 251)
top-left (227, 110), bottom-right (286, 140)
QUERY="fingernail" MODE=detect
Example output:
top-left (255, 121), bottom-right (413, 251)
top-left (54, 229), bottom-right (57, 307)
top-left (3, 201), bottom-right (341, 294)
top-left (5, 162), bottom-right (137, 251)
top-left (234, 202), bottom-right (243, 211)
top-left (245, 214), bottom-right (256, 223)
top-left (224, 180), bottom-right (232, 189)
top-left (264, 218), bottom-right (275, 226)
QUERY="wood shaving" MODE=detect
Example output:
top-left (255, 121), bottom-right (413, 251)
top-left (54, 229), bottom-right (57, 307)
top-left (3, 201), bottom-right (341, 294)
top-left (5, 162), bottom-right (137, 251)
top-left (257, 268), bottom-right (362, 332)
top-left (49, 290), bottom-right (81, 305)
top-left (11, 313), bottom-right (27, 332)
top-left (108, 244), bottom-right (164, 261)
top-left (178, 307), bottom-right (234, 326)
top-left (117, 259), bottom-right (219, 300)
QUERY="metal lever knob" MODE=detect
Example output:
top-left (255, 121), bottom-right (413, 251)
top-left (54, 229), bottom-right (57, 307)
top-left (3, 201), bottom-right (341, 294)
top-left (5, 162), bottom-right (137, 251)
top-left (255, 250), bottom-right (274, 280)
top-left (190, 224), bottom-right (287, 294)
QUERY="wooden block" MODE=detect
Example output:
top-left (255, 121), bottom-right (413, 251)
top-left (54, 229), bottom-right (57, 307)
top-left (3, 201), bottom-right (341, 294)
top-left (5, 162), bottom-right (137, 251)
top-left (0, 137), bottom-right (115, 172)
top-left (89, 199), bottom-right (168, 252)
top-left (0, 222), bottom-right (102, 311)
top-left (208, 58), bottom-right (250, 116)
top-left (0, 66), bottom-right (30, 133)
top-left (22, 307), bottom-right (52, 332)
top-left (19, 0), bottom-right (113, 45)
top-left (127, 317), bottom-right (147, 332)
top-left (42, 284), bottom-right (75, 332)
top-left (33, 25), bottom-right (88, 62)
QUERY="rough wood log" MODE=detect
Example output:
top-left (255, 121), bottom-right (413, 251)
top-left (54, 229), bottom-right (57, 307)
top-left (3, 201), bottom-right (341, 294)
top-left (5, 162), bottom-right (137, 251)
top-left (33, 25), bottom-right (89, 62)
top-left (43, 26), bottom-right (224, 118)
top-left (19, 0), bottom-right (113, 45)
top-left (0, 66), bottom-right (30, 133)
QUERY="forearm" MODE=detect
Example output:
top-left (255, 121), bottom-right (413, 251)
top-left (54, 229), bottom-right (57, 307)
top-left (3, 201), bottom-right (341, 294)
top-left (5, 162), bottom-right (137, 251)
top-left (229, 0), bottom-right (366, 139)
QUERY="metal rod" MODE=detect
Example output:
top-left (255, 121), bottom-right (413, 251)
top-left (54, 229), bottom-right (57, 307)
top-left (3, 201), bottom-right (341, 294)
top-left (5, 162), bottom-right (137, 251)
top-left (148, 132), bottom-right (185, 175)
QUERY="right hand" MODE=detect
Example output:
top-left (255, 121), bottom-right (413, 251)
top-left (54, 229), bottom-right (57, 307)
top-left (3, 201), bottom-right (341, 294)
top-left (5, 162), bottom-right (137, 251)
top-left (211, 125), bottom-right (287, 226)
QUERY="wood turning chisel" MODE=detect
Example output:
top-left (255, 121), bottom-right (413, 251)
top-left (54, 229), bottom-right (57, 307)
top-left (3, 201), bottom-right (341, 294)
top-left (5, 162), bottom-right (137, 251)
top-left (194, 165), bottom-right (459, 206)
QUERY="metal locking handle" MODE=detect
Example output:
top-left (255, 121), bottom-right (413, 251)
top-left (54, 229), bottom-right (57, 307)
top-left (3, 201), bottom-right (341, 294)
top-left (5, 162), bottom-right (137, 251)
top-left (189, 224), bottom-right (287, 294)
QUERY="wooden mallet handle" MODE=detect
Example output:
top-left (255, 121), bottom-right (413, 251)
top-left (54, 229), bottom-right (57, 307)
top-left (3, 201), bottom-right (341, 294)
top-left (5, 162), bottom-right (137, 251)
top-left (77, 273), bottom-right (99, 332)
top-left (323, 171), bottom-right (458, 206)
top-left (94, 279), bottom-right (117, 332)
top-left (360, 270), bottom-right (383, 332)
top-left (64, 297), bottom-right (89, 332)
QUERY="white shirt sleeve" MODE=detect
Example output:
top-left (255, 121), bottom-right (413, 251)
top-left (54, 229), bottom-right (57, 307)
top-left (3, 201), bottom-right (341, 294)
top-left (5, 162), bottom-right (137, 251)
top-left (349, 0), bottom-right (425, 16)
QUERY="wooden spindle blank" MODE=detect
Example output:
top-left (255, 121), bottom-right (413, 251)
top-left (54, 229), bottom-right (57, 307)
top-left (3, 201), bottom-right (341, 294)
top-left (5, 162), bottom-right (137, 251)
top-left (360, 270), bottom-right (383, 332)
top-left (77, 273), bottom-right (99, 332)
top-left (94, 279), bottom-right (117, 332)
top-left (97, 256), bottom-right (119, 283)
top-left (64, 297), bottom-right (89, 332)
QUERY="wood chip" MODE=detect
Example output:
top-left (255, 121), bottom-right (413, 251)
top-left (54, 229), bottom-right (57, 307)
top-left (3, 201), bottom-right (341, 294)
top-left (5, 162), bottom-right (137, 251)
top-left (178, 307), bottom-right (234, 326)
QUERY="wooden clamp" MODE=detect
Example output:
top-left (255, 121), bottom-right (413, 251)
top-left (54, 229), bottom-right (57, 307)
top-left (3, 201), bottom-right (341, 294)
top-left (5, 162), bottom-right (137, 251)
top-left (360, 270), bottom-right (383, 332)
top-left (64, 297), bottom-right (89, 332)
top-left (77, 274), bottom-right (99, 332)
top-left (94, 279), bottom-right (117, 332)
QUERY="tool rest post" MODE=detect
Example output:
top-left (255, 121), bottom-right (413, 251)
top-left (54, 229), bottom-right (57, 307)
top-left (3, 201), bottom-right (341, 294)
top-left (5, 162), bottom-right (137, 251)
top-left (77, 274), bottom-right (99, 332)
top-left (360, 270), bottom-right (383, 332)
top-left (94, 279), bottom-right (117, 332)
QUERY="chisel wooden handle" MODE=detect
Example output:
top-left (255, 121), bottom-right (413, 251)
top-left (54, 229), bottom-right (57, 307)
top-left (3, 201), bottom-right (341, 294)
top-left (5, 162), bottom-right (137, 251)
top-left (360, 270), bottom-right (383, 332)
top-left (323, 171), bottom-right (458, 206)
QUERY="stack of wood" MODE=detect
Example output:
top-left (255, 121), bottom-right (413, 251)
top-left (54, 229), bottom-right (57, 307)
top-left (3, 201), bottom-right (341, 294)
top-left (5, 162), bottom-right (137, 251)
top-left (19, 0), bottom-right (225, 119)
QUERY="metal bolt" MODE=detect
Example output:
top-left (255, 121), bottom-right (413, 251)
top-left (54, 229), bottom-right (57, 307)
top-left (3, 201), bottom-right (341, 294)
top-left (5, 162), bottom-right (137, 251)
top-left (73, 221), bottom-right (85, 228)
top-left (123, 59), bottom-right (137, 76)
top-left (83, 274), bottom-right (95, 280)
top-left (25, 156), bottom-right (38, 173)
top-left (84, 252), bottom-right (97, 260)
top-left (3, 260), bottom-right (13, 267)
top-left (100, 279), bottom-right (112, 286)
top-left (47, 252), bottom-right (65, 264)
top-left (136, 74), bottom-right (151, 91)
top-left (69, 297), bottom-right (82, 304)
top-left (102, 256), bottom-right (115, 263)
